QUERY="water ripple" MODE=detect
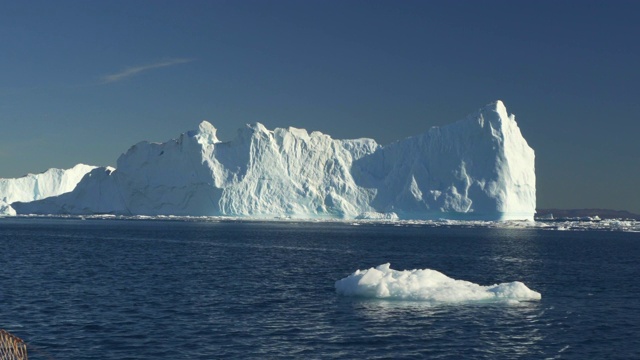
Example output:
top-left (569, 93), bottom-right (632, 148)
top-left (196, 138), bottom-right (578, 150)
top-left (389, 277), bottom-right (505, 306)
top-left (1, 219), bottom-right (639, 359)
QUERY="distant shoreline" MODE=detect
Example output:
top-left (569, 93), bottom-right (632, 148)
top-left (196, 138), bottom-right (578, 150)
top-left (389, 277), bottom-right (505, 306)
top-left (536, 209), bottom-right (640, 220)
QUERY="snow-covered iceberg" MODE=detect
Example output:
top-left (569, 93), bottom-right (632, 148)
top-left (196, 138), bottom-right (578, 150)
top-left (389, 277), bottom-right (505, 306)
top-left (335, 263), bottom-right (541, 304)
top-left (1, 164), bottom-right (96, 215)
top-left (12, 101), bottom-right (536, 220)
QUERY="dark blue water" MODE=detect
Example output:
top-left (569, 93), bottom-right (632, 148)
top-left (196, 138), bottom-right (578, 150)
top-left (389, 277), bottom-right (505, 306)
top-left (1, 218), bottom-right (639, 359)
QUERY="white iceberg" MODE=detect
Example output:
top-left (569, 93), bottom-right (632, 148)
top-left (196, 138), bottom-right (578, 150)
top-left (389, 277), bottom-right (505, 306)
top-left (335, 263), bottom-right (541, 304)
top-left (12, 101), bottom-right (536, 220)
top-left (0, 163), bottom-right (97, 216)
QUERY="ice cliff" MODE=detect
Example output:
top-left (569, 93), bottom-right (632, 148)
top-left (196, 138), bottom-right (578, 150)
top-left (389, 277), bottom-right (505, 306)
top-left (11, 101), bottom-right (536, 220)
top-left (0, 164), bottom-right (96, 215)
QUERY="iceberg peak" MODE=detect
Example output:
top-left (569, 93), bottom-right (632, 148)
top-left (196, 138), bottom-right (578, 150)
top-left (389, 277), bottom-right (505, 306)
top-left (233, 122), bottom-right (270, 140)
top-left (464, 100), bottom-right (518, 137)
top-left (490, 99), bottom-right (506, 110)
top-left (476, 100), bottom-right (508, 120)
top-left (475, 100), bottom-right (506, 114)
top-left (248, 122), bottom-right (269, 134)
top-left (194, 120), bottom-right (220, 144)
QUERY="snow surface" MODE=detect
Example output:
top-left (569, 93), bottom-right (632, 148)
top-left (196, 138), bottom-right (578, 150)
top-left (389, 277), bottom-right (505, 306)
top-left (12, 101), bottom-right (536, 220)
top-left (0, 164), bottom-right (96, 215)
top-left (335, 263), bottom-right (541, 304)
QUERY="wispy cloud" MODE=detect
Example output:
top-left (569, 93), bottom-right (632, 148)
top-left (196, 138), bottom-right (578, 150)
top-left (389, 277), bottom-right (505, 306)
top-left (100, 58), bottom-right (194, 84)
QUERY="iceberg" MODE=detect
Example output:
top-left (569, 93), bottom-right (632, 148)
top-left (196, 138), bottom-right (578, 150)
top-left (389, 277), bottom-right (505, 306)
top-left (12, 101), bottom-right (536, 220)
top-left (335, 263), bottom-right (541, 303)
top-left (0, 164), bottom-right (96, 215)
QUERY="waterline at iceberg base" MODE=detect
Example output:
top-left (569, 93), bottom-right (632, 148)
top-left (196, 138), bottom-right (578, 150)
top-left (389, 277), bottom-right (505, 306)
top-left (11, 101), bottom-right (536, 220)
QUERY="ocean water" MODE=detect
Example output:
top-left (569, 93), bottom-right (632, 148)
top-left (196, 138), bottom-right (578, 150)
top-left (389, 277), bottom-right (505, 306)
top-left (1, 218), bottom-right (639, 359)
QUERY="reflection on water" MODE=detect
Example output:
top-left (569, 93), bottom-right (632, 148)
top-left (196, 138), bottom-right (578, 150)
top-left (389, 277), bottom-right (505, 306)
top-left (348, 299), bottom-right (549, 358)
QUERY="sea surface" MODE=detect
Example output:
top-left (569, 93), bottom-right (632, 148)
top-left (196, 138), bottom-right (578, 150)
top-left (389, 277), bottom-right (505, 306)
top-left (1, 218), bottom-right (639, 359)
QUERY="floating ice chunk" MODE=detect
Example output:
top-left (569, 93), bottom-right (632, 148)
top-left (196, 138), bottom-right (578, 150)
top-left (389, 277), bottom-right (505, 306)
top-left (335, 263), bottom-right (541, 303)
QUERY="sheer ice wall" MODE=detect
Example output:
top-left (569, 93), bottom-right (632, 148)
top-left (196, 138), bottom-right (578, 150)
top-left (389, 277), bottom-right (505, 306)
top-left (1, 164), bottom-right (96, 215)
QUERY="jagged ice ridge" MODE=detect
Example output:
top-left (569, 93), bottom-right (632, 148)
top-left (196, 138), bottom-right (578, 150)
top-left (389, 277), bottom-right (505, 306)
top-left (9, 101), bottom-right (536, 220)
top-left (0, 164), bottom-right (97, 216)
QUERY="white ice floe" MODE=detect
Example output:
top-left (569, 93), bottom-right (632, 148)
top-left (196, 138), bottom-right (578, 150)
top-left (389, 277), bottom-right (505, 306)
top-left (335, 263), bottom-right (541, 304)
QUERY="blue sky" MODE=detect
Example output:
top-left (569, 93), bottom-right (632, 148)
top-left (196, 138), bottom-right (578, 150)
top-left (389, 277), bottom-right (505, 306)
top-left (1, 0), bottom-right (639, 212)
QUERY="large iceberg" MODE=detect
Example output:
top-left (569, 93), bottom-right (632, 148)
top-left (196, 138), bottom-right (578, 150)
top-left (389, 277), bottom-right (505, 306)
top-left (0, 164), bottom-right (96, 215)
top-left (12, 101), bottom-right (536, 220)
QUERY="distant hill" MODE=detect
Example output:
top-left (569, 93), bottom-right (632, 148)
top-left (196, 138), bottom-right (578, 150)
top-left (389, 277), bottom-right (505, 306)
top-left (536, 209), bottom-right (640, 220)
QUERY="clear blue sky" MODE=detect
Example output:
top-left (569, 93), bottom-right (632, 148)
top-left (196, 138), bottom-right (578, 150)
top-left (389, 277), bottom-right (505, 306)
top-left (1, 0), bottom-right (639, 212)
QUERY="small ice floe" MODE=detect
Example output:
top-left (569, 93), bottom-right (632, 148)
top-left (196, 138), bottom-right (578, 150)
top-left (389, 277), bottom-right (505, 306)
top-left (335, 263), bottom-right (541, 304)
